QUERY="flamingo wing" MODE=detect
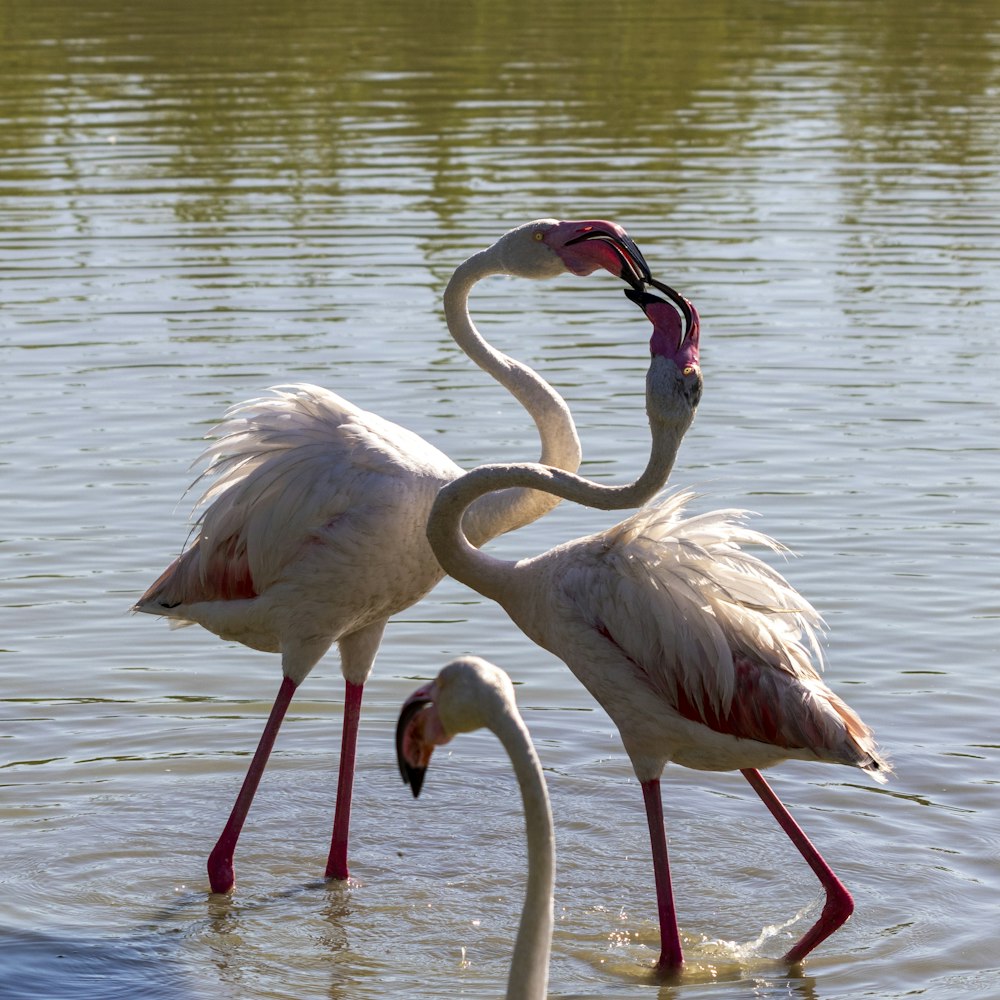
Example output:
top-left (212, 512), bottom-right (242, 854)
top-left (138, 383), bottom-right (457, 610)
top-left (559, 492), bottom-right (884, 769)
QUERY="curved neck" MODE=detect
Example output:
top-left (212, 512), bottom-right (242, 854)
top-left (490, 706), bottom-right (554, 1000)
top-left (443, 253), bottom-right (582, 545)
top-left (427, 370), bottom-right (695, 601)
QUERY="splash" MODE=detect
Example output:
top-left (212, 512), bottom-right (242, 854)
top-left (701, 897), bottom-right (820, 963)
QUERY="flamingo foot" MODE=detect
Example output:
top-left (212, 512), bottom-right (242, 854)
top-left (324, 846), bottom-right (348, 882)
top-left (741, 768), bottom-right (854, 965)
top-left (207, 845), bottom-right (236, 894)
top-left (654, 953), bottom-right (684, 979)
top-left (782, 880), bottom-right (854, 965)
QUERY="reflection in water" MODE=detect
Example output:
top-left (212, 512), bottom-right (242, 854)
top-left (202, 892), bottom-right (250, 988)
top-left (194, 881), bottom-right (357, 996)
top-left (3, 0), bottom-right (998, 233)
top-left (318, 882), bottom-right (355, 1000)
top-left (647, 966), bottom-right (821, 1000)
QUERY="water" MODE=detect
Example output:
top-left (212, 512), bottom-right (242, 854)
top-left (2, 1), bottom-right (999, 996)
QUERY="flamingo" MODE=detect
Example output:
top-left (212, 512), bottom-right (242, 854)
top-left (396, 656), bottom-right (553, 1000)
top-left (133, 219), bottom-right (652, 893)
top-left (425, 286), bottom-right (891, 972)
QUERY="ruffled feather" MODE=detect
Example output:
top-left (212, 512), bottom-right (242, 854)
top-left (573, 490), bottom-right (889, 780)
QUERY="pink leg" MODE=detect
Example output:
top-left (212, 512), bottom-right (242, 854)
top-left (325, 680), bottom-right (364, 880)
top-left (741, 768), bottom-right (854, 964)
top-left (641, 778), bottom-right (684, 972)
top-left (207, 675), bottom-right (297, 894)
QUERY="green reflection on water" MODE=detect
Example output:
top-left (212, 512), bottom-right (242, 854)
top-left (2, 0), bottom-right (997, 229)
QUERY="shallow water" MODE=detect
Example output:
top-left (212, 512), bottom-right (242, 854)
top-left (2, 1), bottom-right (1000, 997)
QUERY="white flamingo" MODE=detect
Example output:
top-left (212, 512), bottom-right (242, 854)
top-left (133, 219), bottom-right (651, 893)
top-left (397, 656), bottom-right (553, 1000)
top-left (425, 290), bottom-right (890, 972)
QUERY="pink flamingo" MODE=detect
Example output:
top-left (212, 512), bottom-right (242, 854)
top-left (425, 285), bottom-right (890, 972)
top-left (133, 219), bottom-right (651, 893)
top-left (397, 656), bottom-right (554, 1000)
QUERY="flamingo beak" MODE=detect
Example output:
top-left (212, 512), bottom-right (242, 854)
top-left (563, 228), bottom-right (652, 290)
top-left (650, 277), bottom-right (696, 331)
top-left (396, 693), bottom-right (435, 798)
top-left (625, 279), bottom-right (696, 344)
top-left (624, 287), bottom-right (667, 310)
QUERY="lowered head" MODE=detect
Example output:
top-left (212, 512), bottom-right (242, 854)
top-left (396, 656), bottom-right (518, 797)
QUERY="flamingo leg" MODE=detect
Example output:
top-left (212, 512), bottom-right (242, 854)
top-left (207, 675), bottom-right (297, 894)
top-left (641, 778), bottom-right (684, 972)
top-left (325, 680), bottom-right (364, 880)
top-left (740, 768), bottom-right (854, 964)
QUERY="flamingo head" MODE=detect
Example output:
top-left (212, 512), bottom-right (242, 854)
top-left (396, 656), bottom-right (518, 798)
top-left (625, 279), bottom-right (700, 375)
top-left (496, 219), bottom-right (651, 288)
top-left (396, 685), bottom-right (445, 798)
top-left (626, 280), bottom-right (703, 418)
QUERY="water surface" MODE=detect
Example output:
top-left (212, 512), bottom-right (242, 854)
top-left (2, 1), bottom-right (999, 997)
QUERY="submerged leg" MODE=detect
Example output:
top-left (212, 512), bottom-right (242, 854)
top-left (207, 675), bottom-right (297, 894)
top-left (641, 778), bottom-right (684, 972)
top-left (325, 680), bottom-right (365, 880)
top-left (741, 768), bottom-right (854, 964)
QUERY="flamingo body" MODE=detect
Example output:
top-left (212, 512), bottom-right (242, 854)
top-left (134, 218), bottom-right (653, 891)
top-left (484, 491), bottom-right (886, 783)
top-left (425, 284), bottom-right (889, 969)
top-left (140, 384), bottom-right (458, 683)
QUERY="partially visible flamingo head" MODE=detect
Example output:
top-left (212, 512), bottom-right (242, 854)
top-left (496, 219), bottom-right (652, 288)
top-left (396, 656), bottom-right (518, 798)
top-left (626, 280), bottom-right (703, 418)
top-left (626, 280), bottom-right (700, 375)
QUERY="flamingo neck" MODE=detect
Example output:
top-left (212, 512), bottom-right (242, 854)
top-left (490, 704), bottom-right (554, 1000)
top-left (426, 370), bottom-right (695, 602)
top-left (443, 252), bottom-right (582, 546)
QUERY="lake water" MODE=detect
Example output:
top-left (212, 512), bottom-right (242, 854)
top-left (2, 1), bottom-right (999, 997)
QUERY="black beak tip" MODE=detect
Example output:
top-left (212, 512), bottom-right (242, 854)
top-left (396, 696), bottom-right (432, 798)
top-left (647, 277), bottom-right (694, 329)
top-left (619, 245), bottom-right (651, 291)
top-left (405, 765), bottom-right (427, 798)
top-left (618, 233), bottom-right (652, 286)
top-left (647, 276), bottom-right (679, 298)
top-left (624, 286), bottom-right (665, 311)
top-left (397, 752), bottom-right (427, 797)
top-left (623, 269), bottom-right (647, 292)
